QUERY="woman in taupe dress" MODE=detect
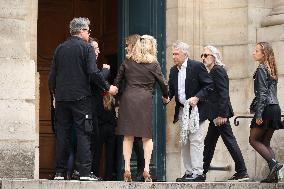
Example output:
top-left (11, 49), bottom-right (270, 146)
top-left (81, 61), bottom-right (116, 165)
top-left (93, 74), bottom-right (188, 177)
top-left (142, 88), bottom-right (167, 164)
top-left (114, 35), bottom-right (168, 182)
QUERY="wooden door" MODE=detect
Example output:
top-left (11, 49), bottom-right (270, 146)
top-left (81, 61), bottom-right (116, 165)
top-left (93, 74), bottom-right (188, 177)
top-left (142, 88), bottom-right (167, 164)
top-left (38, 0), bottom-right (117, 179)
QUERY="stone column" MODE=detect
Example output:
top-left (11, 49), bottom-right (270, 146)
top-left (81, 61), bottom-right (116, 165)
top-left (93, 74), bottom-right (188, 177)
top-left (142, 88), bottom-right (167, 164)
top-left (261, 0), bottom-right (284, 27)
top-left (0, 0), bottom-right (38, 179)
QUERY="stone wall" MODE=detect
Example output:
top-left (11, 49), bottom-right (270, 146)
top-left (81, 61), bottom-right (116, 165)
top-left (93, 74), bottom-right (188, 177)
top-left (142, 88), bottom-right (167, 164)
top-left (166, 0), bottom-right (284, 181)
top-left (0, 0), bottom-right (38, 179)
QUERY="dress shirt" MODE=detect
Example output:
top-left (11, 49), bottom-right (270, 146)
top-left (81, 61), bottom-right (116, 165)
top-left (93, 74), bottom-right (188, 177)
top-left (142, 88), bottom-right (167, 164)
top-left (178, 58), bottom-right (188, 104)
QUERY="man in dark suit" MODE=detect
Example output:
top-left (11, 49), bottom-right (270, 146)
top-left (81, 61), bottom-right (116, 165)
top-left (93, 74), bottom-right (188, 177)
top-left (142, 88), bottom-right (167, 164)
top-left (201, 45), bottom-right (249, 182)
top-left (168, 40), bottom-right (213, 182)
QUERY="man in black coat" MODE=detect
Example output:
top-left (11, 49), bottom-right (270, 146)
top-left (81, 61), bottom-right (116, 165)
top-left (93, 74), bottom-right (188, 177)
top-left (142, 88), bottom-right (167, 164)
top-left (48, 17), bottom-right (118, 181)
top-left (201, 45), bottom-right (249, 182)
top-left (168, 40), bottom-right (213, 182)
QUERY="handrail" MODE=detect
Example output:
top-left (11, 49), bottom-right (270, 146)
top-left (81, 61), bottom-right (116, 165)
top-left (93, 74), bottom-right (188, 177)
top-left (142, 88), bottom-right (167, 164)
top-left (234, 115), bottom-right (284, 126)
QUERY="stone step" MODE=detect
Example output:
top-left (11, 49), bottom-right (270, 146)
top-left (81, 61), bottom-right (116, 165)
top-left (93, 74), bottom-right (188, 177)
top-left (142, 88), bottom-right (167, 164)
top-left (1, 180), bottom-right (284, 189)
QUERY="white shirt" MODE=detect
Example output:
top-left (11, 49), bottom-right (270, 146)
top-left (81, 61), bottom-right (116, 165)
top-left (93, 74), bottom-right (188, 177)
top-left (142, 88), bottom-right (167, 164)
top-left (178, 58), bottom-right (188, 104)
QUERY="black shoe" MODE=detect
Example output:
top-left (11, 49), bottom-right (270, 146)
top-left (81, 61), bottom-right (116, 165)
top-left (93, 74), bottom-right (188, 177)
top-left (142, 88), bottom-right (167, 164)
top-left (228, 173), bottom-right (250, 182)
top-left (260, 171), bottom-right (278, 183)
top-left (54, 172), bottom-right (65, 180)
top-left (261, 163), bottom-right (283, 183)
top-left (72, 170), bottom-right (80, 180)
top-left (176, 173), bottom-right (205, 182)
top-left (80, 172), bottom-right (102, 181)
top-left (176, 173), bottom-right (192, 182)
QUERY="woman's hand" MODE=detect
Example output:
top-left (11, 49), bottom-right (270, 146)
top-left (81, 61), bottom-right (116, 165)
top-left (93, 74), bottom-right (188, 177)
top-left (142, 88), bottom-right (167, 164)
top-left (256, 118), bottom-right (263, 125)
top-left (162, 97), bottom-right (170, 104)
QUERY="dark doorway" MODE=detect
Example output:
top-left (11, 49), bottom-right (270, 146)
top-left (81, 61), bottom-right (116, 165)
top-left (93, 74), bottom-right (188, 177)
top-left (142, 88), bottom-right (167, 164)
top-left (37, 0), bottom-right (118, 179)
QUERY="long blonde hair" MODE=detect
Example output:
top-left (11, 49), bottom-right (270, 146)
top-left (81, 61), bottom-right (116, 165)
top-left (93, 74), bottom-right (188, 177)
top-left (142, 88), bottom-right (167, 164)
top-left (132, 35), bottom-right (158, 63)
top-left (103, 93), bottom-right (115, 111)
top-left (257, 42), bottom-right (278, 80)
top-left (125, 34), bottom-right (140, 60)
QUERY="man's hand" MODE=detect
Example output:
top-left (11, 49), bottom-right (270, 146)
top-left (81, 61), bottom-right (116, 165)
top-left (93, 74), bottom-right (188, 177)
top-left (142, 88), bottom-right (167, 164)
top-left (162, 97), bottom-right (170, 104)
top-left (103, 64), bottom-right (110, 69)
top-left (256, 118), bottom-right (263, 125)
top-left (108, 85), bottom-right (118, 95)
top-left (188, 96), bottom-right (199, 107)
top-left (216, 116), bottom-right (227, 126)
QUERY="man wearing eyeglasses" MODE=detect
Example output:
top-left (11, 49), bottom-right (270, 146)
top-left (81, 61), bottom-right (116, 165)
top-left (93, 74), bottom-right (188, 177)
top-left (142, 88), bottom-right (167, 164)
top-left (48, 17), bottom-right (118, 181)
top-left (168, 40), bottom-right (213, 182)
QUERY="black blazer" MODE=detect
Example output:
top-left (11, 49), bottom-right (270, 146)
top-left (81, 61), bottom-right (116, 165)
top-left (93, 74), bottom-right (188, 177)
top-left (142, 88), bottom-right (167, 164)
top-left (169, 59), bottom-right (213, 123)
top-left (207, 65), bottom-right (234, 120)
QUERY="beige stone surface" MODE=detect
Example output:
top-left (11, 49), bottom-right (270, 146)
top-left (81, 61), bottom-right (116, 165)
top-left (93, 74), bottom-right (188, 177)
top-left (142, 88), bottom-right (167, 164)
top-left (0, 19), bottom-right (30, 59)
top-left (0, 0), bottom-right (29, 19)
top-left (248, 0), bottom-right (273, 9)
top-left (166, 8), bottom-right (178, 47)
top-left (0, 0), bottom-right (38, 179)
top-left (1, 180), bottom-right (284, 189)
top-left (166, 0), bottom-right (178, 9)
top-left (0, 100), bottom-right (36, 140)
top-left (0, 60), bottom-right (35, 99)
top-left (202, 8), bottom-right (248, 46)
top-left (257, 24), bottom-right (284, 42)
top-left (222, 45), bottom-right (249, 79)
top-left (219, 0), bottom-right (248, 9)
top-left (230, 79), bottom-right (252, 114)
top-left (166, 152), bottom-right (181, 181)
top-left (0, 141), bottom-right (36, 179)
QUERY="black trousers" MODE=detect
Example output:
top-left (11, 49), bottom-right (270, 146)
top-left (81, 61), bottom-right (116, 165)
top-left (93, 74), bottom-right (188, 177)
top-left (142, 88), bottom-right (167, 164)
top-left (92, 123), bottom-right (116, 180)
top-left (55, 97), bottom-right (92, 177)
top-left (203, 120), bottom-right (247, 174)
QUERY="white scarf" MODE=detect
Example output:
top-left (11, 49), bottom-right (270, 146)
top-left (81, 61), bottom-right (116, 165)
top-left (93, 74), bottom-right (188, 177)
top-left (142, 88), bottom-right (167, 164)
top-left (180, 99), bottom-right (200, 144)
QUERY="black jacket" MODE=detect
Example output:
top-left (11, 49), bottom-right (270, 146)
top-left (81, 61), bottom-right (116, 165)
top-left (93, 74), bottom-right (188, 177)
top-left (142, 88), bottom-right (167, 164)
top-left (48, 36), bottom-right (109, 101)
top-left (207, 65), bottom-right (234, 120)
top-left (169, 59), bottom-right (213, 123)
top-left (254, 63), bottom-right (279, 119)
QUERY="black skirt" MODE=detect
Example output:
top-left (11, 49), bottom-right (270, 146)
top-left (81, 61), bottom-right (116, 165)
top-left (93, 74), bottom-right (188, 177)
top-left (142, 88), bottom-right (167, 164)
top-left (250, 104), bottom-right (284, 130)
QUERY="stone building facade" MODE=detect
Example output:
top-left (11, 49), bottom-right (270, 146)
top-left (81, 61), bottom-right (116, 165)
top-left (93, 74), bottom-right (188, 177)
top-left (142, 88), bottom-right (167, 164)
top-left (166, 0), bottom-right (284, 181)
top-left (0, 0), bottom-right (283, 181)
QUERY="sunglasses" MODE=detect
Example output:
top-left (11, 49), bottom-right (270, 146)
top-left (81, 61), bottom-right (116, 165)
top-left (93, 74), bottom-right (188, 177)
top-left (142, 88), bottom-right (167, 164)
top-left (201, 53), bottom-right (213, 58)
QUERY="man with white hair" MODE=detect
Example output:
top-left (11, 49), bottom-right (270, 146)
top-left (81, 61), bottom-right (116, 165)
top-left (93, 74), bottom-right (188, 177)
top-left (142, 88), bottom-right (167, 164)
top-left (201, 45), bottom-right (249, 182)
top-left (49, 17), bottom-right (118, 181)
top-left (169, 40), bottom-right (213, 182)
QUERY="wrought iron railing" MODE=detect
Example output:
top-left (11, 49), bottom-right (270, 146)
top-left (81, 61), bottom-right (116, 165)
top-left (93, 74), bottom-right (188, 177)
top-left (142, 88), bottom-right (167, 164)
top-left (234, 115), bottom-right (284, 126)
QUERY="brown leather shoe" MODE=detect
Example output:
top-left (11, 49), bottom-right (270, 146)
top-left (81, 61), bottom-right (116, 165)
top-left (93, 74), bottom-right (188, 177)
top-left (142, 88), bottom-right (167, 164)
top-left (143, 171), bottom-right (152, 182)
top-left (124, 170), bottom-right (132, 182)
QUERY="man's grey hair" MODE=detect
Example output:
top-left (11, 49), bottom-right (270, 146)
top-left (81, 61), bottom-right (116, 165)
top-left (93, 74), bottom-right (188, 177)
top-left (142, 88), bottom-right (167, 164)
top-left (69, 17), bottom-right (90, 35)
top-left (172, 40), bottom-right (190, 57)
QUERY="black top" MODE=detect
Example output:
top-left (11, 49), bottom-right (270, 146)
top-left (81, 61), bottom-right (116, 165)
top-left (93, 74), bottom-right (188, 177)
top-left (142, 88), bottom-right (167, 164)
top-left (169, 59), bottom-right (213, 123)
top-left (207, 65), bottom-right (234, 119)
top-left (48, 36), bottom-right (109, 101)
top-left (254, 63), bottom-right (279, 119)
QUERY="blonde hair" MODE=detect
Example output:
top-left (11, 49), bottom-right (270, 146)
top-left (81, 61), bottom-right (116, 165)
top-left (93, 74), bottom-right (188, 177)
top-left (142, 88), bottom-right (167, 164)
top-left (257, 42), bottom-right (278, 80)
top-left (132, 35), bottom-right (158, 64)
top-left (103, 93), bottom-right (115, 111)
top-left (125, 34), bottom-right (140, 59)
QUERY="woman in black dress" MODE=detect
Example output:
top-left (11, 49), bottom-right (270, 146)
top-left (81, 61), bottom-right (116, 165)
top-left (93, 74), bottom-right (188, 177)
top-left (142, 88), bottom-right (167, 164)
top-left (249, 42), bottom-right (283, 183)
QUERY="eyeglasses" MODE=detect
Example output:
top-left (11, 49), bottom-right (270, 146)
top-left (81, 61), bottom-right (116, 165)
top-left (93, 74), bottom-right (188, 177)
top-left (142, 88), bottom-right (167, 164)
top-left (82, 28), bottom-right (91, 35)
top-left (201, 53), bottom-right (213, 58)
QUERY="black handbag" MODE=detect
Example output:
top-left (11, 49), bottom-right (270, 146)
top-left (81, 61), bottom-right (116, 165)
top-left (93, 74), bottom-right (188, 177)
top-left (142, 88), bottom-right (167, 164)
top-left (249, 97), bottom-right (257, 114)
